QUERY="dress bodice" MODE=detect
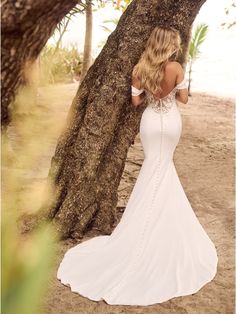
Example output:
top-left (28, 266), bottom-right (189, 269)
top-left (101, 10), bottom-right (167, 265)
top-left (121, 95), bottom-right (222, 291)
top-left (131, 79), bottom-right (187, 113)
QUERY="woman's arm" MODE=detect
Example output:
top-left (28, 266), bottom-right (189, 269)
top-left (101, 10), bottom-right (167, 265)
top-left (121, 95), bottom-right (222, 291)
top-left (176, 85), bottom-right (188, 104)
top-left (175, 63), bottom-right (188, 104)
top-left (131, 76), bottom-right (145, 107)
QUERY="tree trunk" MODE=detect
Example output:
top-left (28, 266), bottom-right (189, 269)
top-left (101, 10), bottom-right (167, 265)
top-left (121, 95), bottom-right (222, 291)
top-left (1, 0), bottom-right (79, 128)
top-left (31, 0), bottom-right (206, 240)
top-left (188, 60), bottom-right (193, 96)
top-left (80, 0), bottom-right (93, 82)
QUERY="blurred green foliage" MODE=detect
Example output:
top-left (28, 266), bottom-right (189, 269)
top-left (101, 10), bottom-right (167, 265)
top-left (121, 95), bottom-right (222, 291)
top-left (187, 23), bottom-right (208, 95)
top-left (39, 44), bottom-right (83, 85)
top-left (2, 66), bottom-right (60, 314)
top-left (2, 213), bottom-right (58, 314)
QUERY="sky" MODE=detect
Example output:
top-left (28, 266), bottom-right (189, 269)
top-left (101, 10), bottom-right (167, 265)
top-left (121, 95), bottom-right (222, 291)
top-left (48, 0), bottom-right (236, 99)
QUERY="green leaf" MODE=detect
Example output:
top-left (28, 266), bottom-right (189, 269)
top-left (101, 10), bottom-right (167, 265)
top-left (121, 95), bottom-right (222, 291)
top-left (188, 23), bottom-right (208, 61)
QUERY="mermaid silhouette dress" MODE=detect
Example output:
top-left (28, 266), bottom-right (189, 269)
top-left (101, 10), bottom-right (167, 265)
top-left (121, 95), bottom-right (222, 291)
top-left (57, 78), bottom-right (218, 306)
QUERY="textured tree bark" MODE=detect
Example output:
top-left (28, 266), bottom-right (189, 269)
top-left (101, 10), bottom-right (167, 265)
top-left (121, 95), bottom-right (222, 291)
top-left (26, 0), bottom-right (207, 240)
top-left (80, 0), bottom-right (93, 82)
top-left (1, 0), bottom-right (79, 127)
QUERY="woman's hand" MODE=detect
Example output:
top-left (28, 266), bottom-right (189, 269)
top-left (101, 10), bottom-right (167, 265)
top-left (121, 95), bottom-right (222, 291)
top-left (132, 92), bottom-right (145, 107)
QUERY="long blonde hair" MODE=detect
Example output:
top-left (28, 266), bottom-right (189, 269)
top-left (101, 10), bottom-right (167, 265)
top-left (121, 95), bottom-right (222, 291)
top-left (132, 26), bottom-right (182, 95)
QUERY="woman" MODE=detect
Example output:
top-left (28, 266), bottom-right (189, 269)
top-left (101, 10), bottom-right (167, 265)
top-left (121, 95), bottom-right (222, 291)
top-left (57, 26), bottom-right (218, 306)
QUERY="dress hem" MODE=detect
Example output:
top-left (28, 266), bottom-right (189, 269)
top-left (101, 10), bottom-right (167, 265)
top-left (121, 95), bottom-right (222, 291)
top-left (57, 262), bottom-right (218, 306)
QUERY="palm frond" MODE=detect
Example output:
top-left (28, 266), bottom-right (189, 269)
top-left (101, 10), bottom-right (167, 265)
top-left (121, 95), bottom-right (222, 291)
top-left (99, 25), bottom-right (113, 33)
top-left (189, 23), bottom-right (208, 60)
top-left (102, 18), bottom-right (120, 25)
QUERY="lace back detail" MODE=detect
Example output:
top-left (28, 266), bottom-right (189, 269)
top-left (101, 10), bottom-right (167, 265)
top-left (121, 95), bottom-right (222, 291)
top-left (145, 90), bottom-right (176, 113)
top-left (131, 78), bottom-right (187, 114)
top-left (145, 79), bottom-right (187, 113)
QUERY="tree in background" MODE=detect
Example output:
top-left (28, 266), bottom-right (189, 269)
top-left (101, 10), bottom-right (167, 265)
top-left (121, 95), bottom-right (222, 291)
top-left (80, 0), bottom-right (93, 82)
top-left (1, 0), bottom-right (79, 128)
top-left (1, 0), bottom-right (127, 128)
top-left (54, 0), bottom-right (95, 82)
top-left (53, 0), bottom-right (130, 83)
top-left (80, 0), bottom-right (133, 81)
top-left (187, 23), bottom-right (208, 96)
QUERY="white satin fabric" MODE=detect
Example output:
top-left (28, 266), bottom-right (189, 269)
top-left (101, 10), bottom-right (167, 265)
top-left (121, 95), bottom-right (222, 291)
top-left (57, 78), bottom-right (218, 305)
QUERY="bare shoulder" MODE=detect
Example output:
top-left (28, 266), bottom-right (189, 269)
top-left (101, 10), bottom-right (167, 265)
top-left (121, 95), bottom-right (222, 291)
top-left (165, 61), bottom-right (184, 83)
top-left (165, 61), bottom-right (183, 72)
top-left (163, 61), bottom-right (185, 87)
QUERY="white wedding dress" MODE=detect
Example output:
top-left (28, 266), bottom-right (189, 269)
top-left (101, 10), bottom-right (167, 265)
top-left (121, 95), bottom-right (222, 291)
top-left (57, 78), bottom-right (218, 306)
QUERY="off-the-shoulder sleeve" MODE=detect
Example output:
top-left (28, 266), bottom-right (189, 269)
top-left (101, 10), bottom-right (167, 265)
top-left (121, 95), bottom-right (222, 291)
top-left (175, 79), bottom-right (187, 90)
top-left (131, 85), bottom-right (144, 96)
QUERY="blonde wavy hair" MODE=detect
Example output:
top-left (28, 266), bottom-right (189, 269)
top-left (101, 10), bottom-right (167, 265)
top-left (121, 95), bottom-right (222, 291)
top-left (132, 26), bottom-right (182, 95)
